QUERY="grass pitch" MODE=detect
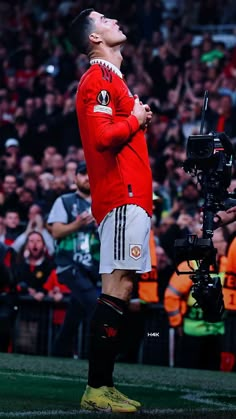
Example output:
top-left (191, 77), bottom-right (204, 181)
top-left (0, 353), bottom-right (235, 418)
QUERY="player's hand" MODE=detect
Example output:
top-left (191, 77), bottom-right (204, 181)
top-left (143, 103), bottom-right (152, 127)
top-left (132, 95), bottom-right (152, 128)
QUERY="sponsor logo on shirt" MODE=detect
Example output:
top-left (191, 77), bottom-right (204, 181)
top-left (97, 90), bottom-right (110, 106)
top-left (94, 105), bottom-right (112, 115)
top-left (129, 244), bottom-right (142, 260)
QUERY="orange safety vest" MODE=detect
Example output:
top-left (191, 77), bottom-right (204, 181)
top-left (164, 261), bottom-right (192, 327)
top-left (138, 229), bottom-right (159, 303)
top-left (164, 258), bottom-right (227, 328)
top-left (223, 237), bottom-right (236, 311)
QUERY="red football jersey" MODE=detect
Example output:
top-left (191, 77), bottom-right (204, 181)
top-left (76, 61), bottom-right (152, 224)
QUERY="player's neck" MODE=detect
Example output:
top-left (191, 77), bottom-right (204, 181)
top-left (90, 47), bottom-right (123, 70)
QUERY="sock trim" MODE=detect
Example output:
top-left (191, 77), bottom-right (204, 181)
top-left (98, 297), bottom-right (124, 315)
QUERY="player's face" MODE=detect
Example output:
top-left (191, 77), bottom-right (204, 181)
top-left (89, 11), bottom-right (126, 47)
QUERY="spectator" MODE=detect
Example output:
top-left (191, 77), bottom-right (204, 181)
top-left (0, 139), bottom-right (20, 174)
top-left (41, 146), bottom-right (58, 171)
top-left (14, 116), bottom-right (35, 157)
top-left (171, 179), bottom-right (201, 218)
top-left (19, 155), bottom-right (35, 177)
top-left (0, 242), bottom-right (17, 352)
top-left (0, 209), bottom-right (23, 246)
top-left (0, 173), bottom-right (19, 211)
top-left (15, 53), bottom-right (38, 90)
top-left (16, 231), bottom-right (55, 302)
top-left (64, 159), bottom-right (78, 190)
top-left (206, 94), bottom-right (236, 138)
top-left (11, 204), bottom-right (54, 256)
top-left (50, 153), bottom-right (65, 177)
top-left (44, 268), bottom-right (70, 303)
top-left (17, 187), bottom-right (35, 225)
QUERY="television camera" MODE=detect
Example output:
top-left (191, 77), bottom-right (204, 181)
top-left (174, 91), bottom-right (236, 322)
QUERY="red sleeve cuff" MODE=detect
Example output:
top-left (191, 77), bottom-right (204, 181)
top-left (127, 114), bottom-right (140, 135)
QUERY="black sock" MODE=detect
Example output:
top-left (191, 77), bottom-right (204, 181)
top-left (88, 293), bottom-right (127, 388)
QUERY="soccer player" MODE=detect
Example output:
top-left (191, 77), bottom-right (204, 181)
top-left (70, 9), bottom-right (153, 412)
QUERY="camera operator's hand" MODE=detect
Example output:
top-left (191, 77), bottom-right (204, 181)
top-left (200, 207), bottom-right (236, 229)
top-left (215, 207), bottom-right (236, 228)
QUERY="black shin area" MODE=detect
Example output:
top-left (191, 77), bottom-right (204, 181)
top-left (88, 293), bottom-right (128, 388)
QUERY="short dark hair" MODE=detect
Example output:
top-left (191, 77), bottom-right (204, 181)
top-left (69, 8), bottom-right (95, 55)
top-left (76, 161), bottom-right (87, 175)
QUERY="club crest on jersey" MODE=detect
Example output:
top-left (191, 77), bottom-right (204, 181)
top-left (129, 244), bottom-right (142, 260)
top-left (97, 90), bottom-right (110, 106)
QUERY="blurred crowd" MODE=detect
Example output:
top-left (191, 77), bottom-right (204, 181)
top-left (0, 0), bottom-right (236, 370)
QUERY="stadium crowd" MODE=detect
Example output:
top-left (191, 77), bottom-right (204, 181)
top-left (0, 0), bottom-right (236, 371)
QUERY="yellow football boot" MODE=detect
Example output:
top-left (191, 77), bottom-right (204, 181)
top-left (107, 386), bottom-right (141, 408)
top-left (80, 385), bottom-right (137, 413)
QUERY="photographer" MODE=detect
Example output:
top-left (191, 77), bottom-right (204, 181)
top-left (47, 161), bottom-right (99, 358)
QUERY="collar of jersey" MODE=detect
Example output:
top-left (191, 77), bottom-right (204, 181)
top-left (90, 59), bottom-right (123, 79)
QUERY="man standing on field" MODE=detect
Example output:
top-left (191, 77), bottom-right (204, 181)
top-left (70, 8), bottom-right (153, 412)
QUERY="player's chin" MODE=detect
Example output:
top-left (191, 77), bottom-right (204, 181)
top-left (118, 32), bottom-right (127, 42)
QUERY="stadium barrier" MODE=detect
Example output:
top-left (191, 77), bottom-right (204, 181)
top-left (0, 294), bottom-right (170, 365)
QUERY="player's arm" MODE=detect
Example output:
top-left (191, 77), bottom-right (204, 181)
top-left (80, 77), bottom-right (151, 151)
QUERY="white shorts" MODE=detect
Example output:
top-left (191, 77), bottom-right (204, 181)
top-left (98, 204), bottom-right (151, 274)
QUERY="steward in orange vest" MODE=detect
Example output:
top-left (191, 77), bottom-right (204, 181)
top-left (221, 235), bottom-right (236, 372)
top-left (164, 227), bottom-right (228, 370)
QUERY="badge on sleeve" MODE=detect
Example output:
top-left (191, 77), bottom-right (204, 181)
top-left (97, 90), bottom-right (110, 106)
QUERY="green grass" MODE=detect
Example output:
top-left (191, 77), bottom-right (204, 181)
top-left (0, 353), bottom-right (235, 418)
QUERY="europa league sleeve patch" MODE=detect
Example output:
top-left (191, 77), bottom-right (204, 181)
top-left (97, 90), bottom-right (110, 106)
top-left (129, 244), bottom-right (142, 260)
